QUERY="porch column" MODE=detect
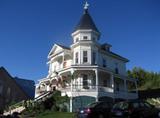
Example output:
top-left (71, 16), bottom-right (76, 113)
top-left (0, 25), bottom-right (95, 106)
top-left (70, 69), bottom-right (74, 112)
top-left (62, 53), bottom-right (64, 68)
top-left (95, 69), bottom-right (99, 102)
top-left (110, 74), bottom-right (115, 101)
top-left (110, 74), bottom-right (114, 89)
top-left (124, 79), bottom-right (128, 100)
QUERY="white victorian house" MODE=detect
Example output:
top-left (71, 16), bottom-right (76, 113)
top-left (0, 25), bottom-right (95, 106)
top-left (35, 3), bottom-right (138, 112)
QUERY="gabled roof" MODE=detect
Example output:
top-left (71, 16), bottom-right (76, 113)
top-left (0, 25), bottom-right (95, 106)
top-left (56, 44), bottom-right (70, 50)
top-left (73, 9), bottom-right (100, 33)
top-left (48, 44), bottom-right (70, 58)
top-left (109, 51), bottom-right (129, 62)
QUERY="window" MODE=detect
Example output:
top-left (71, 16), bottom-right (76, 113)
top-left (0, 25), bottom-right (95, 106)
top-left (115, 68), bottom-right (119, 74)
top-left (133, 102), bottom-right (139, 108)
top-left (83, 51), bottom-right (88, 63)
top-left (83, 74), bottom-right (89, 89)
top-left (103, 59), bottom-right (106, 67)
top-left (113, 102), bottom-right (129, 110)
top-left (115, 63), bottom-right (119, 74)
top-left (75, 38), bottom-right (79, 43)
top-left (144, 102), bottom-right (152, 108)
top-left (83, 36), bottom-right (88, 40)
top-left (75, 52), bottom-right (79, 64)
top-left (92, 52), bottom-right (96, 65)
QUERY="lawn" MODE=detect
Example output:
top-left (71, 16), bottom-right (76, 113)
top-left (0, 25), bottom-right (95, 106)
top-left (36, 111), bottom-right (75, 118)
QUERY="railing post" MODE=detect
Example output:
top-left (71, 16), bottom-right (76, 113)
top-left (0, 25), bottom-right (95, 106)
top-left (94, 69), bottom-right (99, 102)
top-left (110, 73), bottom-right (115, 102)
top-left (70, 69), bottom-right (74, 112)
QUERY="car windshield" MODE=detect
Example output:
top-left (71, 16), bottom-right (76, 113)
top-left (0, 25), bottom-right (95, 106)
top-left (144, 102), bottom-right (152, 108)
top-left (113, 102), bottom-right (129, 110)
top-left (87, 102), bottom-right (99, 108)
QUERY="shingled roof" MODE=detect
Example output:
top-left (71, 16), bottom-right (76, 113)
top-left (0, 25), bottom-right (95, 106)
top-left (74, 9), bottom-right (100, 33)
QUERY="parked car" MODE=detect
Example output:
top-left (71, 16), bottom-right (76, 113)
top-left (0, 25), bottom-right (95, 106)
top-left (76, 101), bottom-right (113, 118)
top-left (111, 100), bottom-right (160, 118)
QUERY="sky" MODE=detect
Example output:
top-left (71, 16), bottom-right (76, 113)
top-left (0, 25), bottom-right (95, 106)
top-left (0, 0), bottom-right (160, 82)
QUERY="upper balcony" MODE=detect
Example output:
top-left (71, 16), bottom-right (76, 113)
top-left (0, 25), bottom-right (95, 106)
top-left (49, 53), bottom-right (72, 72)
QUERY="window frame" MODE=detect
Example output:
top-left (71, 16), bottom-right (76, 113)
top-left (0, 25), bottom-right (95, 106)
top-left (75, 52), bottom-right (79, 64)
top-left (102, 58), bottom-right (106, 67)
top-left (83, 51), bottom-right (88, 63)
top-left (83, 36), bottom-right (88, 40)
top-left (75, 38), bottom-right (79, 43)
top-left (92, 52), bottom-right (96, 65)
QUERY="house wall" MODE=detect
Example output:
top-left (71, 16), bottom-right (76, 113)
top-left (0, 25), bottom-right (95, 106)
top-left (98, 53), bottom-right (127, 76)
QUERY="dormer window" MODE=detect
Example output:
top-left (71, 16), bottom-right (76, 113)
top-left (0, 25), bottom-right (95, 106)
top-left (83, 36), bottom-right (88, 40)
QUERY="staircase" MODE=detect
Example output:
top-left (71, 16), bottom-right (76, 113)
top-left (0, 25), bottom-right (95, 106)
top-left (3, 91), bottom-right (54, 116)
top-left (3, 106), bottom-right (25, 116)
top-left (34, 91), bottom-right (53, 102)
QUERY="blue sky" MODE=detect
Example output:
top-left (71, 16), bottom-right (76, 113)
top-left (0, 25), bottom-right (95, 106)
top-left (0, 0), bottom-right (160, 82)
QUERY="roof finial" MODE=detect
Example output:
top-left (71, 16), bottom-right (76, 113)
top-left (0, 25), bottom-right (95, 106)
top-left (84, 1), bottom-right (89, 10)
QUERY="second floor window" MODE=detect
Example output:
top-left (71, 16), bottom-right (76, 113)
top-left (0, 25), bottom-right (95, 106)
top-left (115, 68), bottom-right (119, 74)
top-left (103, 59), bottom-right (106, 67)
top-left (83, 51), bottom-right (88, 63)
top-left (115, 63), bottom-right (119, 74)
top-left (75, 52), bottom-right (79, 64)
top-left (92, 52), bottom-right (96, 65)
top-left (75, 38), bottom-right (79, 43)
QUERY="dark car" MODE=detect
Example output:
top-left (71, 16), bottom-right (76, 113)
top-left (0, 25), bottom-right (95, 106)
top-left (76, 101), bottom-right (113, 118)
top-left (111, 100), bottom-right (160, 118)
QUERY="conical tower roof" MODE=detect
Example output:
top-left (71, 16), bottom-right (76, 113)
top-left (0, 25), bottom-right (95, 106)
top-left (73, 4), bottom-right (100, 33)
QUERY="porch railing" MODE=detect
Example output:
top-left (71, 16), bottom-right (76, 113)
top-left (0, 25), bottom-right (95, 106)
top-left (58, 85), bottom-right (114, 93)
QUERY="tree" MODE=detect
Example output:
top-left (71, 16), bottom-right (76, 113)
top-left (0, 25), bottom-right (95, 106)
top-left (128, 67), bottom-right (160, 90)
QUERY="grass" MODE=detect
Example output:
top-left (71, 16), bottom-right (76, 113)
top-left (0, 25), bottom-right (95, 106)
top-left (36, 111), bottom-right (75, 118)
